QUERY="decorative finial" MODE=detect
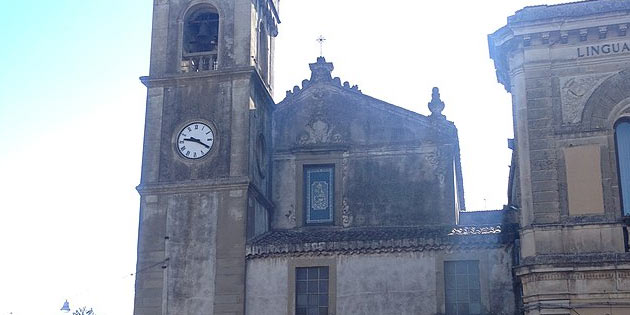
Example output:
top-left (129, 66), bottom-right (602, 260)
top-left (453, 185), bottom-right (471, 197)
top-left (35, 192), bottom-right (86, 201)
top-left (316, 35), bottom-right (326, 57)
top-left (309, 57), bottom-right (334, 82)
top-left (428, 87), bottom-right (446, 119)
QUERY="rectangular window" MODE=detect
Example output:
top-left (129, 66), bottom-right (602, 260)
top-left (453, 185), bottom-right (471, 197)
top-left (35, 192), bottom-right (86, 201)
top-left (445, 260), bottom-right (481, 315)
top-left (295, 266), bottom-right (329, 315)
top-left (616, 121), bottom-right (630, 215)
top-left (304, 165), bottom-right (334, 225)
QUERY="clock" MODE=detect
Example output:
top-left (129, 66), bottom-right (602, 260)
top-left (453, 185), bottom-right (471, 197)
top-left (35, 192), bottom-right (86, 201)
top-left (176, 121), bottom-right (214, 159)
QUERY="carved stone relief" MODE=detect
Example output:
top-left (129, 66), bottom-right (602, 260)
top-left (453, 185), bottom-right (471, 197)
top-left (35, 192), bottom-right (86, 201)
top-left (424, 148), bottom-right (441, 170)
top-left (297, 115), bottom-right (343, 145)
top-left (341, 156), bottom-right (351, 228)
top-left (560, 73), bottom-right (612, 124)
top-left (285, 205), bottom-right (296, 224)
top-left (341, 197), bottom-right (352, 228)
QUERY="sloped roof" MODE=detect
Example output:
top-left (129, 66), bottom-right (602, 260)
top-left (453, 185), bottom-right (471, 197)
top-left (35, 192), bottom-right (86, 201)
top-left (246, 224), bottom-right (517, 258)
top-left (508, 0), bottom-right (630, 23)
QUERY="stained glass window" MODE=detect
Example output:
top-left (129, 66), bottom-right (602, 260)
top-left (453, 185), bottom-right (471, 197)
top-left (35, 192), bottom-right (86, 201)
top-left (296, 266), bottom-right (329, 315)
top-left (304, 165), bottom-right (334, 224)
top-left (445, 260), bottom-right (481, 315)
top-left (616, 120), bottom-right (630, 216)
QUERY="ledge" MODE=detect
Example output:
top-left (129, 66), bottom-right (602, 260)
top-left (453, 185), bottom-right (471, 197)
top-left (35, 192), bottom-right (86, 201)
top-left (137, 176), bottom-right (250, 194)
top-left (518, 252), bottom-right (630, 269)
top-left (246, 224), bottom-right (518, 259)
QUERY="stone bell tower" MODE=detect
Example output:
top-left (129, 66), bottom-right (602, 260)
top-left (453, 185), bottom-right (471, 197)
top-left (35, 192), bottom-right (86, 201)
top-left (133, 1), bottom-right (279, 314)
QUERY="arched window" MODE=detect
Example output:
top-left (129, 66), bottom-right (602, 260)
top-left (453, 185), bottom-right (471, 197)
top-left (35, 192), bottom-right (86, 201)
top-left (257, 22), bottom-right (269, 81)
top-left (615, 119), bottom-right (630, 215)
top-left (182, 6), bottom-right (219, 72)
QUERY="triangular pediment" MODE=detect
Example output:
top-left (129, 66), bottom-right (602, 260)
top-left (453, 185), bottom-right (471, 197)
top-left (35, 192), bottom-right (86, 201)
top-left (274, 58), bottom-right (458, 152)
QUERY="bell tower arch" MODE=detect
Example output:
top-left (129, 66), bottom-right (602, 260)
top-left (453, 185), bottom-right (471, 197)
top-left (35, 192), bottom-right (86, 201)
top-left (134, 1), bottom-right (280, 315)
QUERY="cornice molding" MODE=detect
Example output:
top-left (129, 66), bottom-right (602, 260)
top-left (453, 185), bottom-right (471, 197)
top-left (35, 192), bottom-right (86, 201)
top-left (489, 21), bottom-right (630, 92)
top-left (137, 176), bottom-right (250, 195)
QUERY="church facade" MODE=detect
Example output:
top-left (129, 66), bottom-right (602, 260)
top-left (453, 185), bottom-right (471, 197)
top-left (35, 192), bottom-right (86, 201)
top-left (133, 1), bottom-right (630, 314)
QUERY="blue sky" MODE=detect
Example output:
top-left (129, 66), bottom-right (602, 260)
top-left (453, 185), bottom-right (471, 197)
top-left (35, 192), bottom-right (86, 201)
top-left (0, 1), bottom-right (567, 314)
top-left (0, 1), bottom-right (151, 153)
top-left (0, 2), bottom-right (152, 314)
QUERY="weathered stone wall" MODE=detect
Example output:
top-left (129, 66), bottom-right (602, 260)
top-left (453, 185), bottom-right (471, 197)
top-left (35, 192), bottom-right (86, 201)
top-left (164, 192), bottom-right (219, 314)
top-left (156, 76), bottom-right (233, 181)
top-left (459, 209), bottom-right (518, 225)
top-left (245, 248), bottom-right (516, 315)
top-left (246, 257), bottom-right (288, 315)
top-left (336, 254), bottom-right (438, 314)
top-left (135, 184), bottom-right (250, 315)
top-left (272, 61), bottom-right (462, 228)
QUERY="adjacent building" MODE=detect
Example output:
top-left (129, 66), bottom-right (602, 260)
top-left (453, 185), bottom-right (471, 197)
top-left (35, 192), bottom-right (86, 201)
top-left (489, 1), bottom-right (630, 314)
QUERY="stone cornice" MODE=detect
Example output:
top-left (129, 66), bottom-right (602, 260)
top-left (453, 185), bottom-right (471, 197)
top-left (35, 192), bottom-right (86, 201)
top-left (516, 252), bottom-right (630, 271)
top-left (521, 220), bottom-right (626, 230)
top-left (137, 176), bottom-right (250, 195)
top-left (140, 65), bottom-right (276, 110)
top-left (140, 66), bottom-right (255, 87)
top-left (489, 13), bottom-right (630, 92)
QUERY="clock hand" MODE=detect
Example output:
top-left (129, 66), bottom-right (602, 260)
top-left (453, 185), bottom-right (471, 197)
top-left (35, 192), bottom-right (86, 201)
top-left (184, 137), bottom-right (210, 149)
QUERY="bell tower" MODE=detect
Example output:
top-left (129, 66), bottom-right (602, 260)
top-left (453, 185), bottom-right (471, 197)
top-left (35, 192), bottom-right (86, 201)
top-left (133, 0), bottom-right (279, 314)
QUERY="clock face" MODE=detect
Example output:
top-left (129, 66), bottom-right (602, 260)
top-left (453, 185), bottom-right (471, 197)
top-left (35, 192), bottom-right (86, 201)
top-left (176, 122), bottom-right (214, 159)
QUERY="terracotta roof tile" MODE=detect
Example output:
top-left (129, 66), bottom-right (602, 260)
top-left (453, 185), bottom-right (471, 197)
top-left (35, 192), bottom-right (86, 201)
top-left (247, 224), bottom-right (517, 258)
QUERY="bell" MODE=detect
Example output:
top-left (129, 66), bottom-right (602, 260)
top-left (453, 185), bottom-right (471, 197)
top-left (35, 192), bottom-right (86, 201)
top-left (60, 300), bottom-right (71, 312)
top-left (196, 22), bottom-right (212, 42)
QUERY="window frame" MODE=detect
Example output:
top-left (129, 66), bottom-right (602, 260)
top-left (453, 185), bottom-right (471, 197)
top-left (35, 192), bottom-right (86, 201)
top-left (295, 154), bottom-right (343, 227)
top-left (288, 258), bottom-right (337, 315)
top-left (303, 164), bottom-right (336, 225)
top-left (178, 3), bottom-right (223, 72)
top-left (257, 21), bottom-right (269, 81)
top-left (614, 118), bottom-right (630, 216)
top-left (443, 260), bottom-right (482, 315)
top-left (437, 254), bottom-right (490, 315)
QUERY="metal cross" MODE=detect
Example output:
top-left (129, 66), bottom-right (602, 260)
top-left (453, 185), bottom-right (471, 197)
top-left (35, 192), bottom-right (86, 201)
top-left (316, 35), bottom-right (326, 57)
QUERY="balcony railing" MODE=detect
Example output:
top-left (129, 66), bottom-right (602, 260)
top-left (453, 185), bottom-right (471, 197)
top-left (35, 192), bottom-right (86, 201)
top-left (181, 52), bottom-right (218, 73)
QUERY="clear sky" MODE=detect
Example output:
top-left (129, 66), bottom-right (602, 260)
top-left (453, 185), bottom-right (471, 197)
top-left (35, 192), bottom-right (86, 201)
top-left (0, 1), bottom-right (567, 314)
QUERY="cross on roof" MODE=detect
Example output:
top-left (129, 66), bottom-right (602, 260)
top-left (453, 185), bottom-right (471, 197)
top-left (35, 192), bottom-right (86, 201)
top-left (316, 35), bottom-right (326, 57)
